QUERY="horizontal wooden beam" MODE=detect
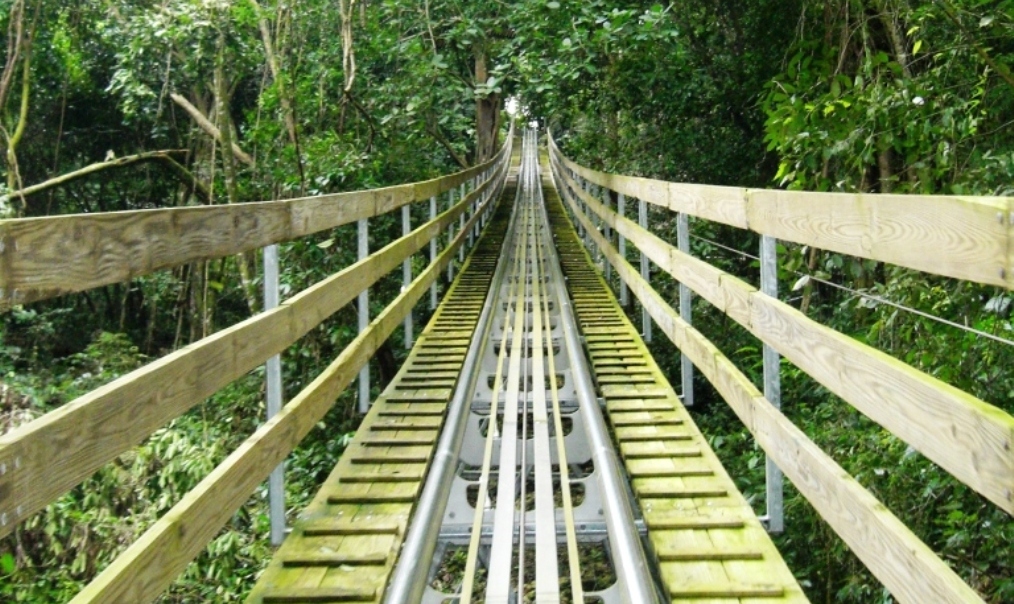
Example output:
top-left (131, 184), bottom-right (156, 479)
top-left (554, 175), bottom-right (986, 604)
top-left (553, 154), bottom-right (1014, 515)
top-left (69, 168), bottom-right (499, 604)
top-left (0, 160), bottom-right (508, 540)
top-left (549, 135), bottom-right (1014, 288)
top-left (0, 140), bottom-right (510, 310)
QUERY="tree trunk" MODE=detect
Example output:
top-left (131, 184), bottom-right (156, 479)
top-left (474, 50), bottom-right (500, 163)
top-left (215, 33), bottom-right (259, 316)
top-left (250, 0), bottom-right (305, 192)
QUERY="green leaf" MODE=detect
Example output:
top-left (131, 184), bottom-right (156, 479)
top-left (913, 39), bottom-right (923, 54)
top-left (0, 552), bottom-right (14, 574)
top-left (547, 1), bottom-right (560, 8)
top-left (317, 239), bottom-right (335, 249)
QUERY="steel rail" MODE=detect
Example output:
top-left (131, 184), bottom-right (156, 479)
top-left (543, 143), bottom-right (662, 604)
top-left (382, 148), bottom-right (516, 604)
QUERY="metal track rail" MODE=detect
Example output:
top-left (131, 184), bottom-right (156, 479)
top-left (390, 130), bottom-right (659, 604)
top-left (545, 153), bottom-right (808, 603)
top-left (244, 168), bottom-right (517, 604)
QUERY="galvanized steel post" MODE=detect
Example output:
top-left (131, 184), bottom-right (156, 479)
top-left (760, 234), bottom-right (784, 533)
top-left (618, 193), bottom-right (628, 306)
top-left (430, 195), bottom-right (438, 310)
top-left (403, 205), bottom-right (413, 349)
top-left (638, 198), bottom-right (652, 342)
top-left (262, 244), bottom-right (285, 546)
top-left (358, 218), bottom-right (370, 413)
top-left (677, 213), bottom-right (694, 407)
top-left (447, 188), bottom-right (455, 282)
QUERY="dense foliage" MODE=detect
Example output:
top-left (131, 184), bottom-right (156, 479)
top-left (1, 0), bottom-right (1012, 602)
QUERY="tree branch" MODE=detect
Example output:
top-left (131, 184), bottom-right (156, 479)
top-left (170, 92), bottom-right (255, 166)
top-left (425, 116), bottom-right (469, 169)
top-left (0, 150), bottom-right (210, 204)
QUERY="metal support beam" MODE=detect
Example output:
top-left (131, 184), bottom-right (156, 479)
top-left (638, 198), bottom-right (652, 343)
top-left (262, 244), bottom-right (285, 547)
top-left (430, 195), bottom-right (438, 310)
top-left (677, 213), bottom-right (694, 407)
top-left (447, 189), bottom-right (455, 282)
top-left (618, 193), bottom-right (628, 306)
top-left (603, 187), bottom-right (612, 284)
top-left (459, 182), bottom-right (467, 263)
top-left (760, 235), bottom-right (784, 533)
top-left (402, 205), bottom-right (413, 349)
top-left (358, 218), bottom-right (370, 413)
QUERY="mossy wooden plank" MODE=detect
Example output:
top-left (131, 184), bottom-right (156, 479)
top-left (542, 167), bottom-right (808, 603)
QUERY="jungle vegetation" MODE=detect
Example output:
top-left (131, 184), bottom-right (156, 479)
top-left (0, 1), bottom-right (1011, 602)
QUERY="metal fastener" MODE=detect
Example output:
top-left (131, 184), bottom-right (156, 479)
top-left (999, 212), bottom-right (1006, 224)
top-left (1, 513), bottom-right (6, 526)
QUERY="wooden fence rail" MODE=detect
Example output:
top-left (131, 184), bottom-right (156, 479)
top-left (0, 138), bottom-right (511, 543)
top-left (552, 139), bottom-right (1014, 289)
top-left (549, 137), bottom-right (1010, 604)
top-left (71, 161), bottom-right (507, 603)
top-left (0, 143), bottom-right (509, 310)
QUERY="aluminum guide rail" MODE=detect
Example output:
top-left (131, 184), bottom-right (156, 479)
top-left (248, 130), bottom-right (806, 604)
top-left (395, 130), bottom-right (659, 604)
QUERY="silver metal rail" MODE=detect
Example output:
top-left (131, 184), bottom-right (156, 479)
top-left (383, 146), bottom-right (519, 604)
top-left (387, 129), bottom-right (661, 603)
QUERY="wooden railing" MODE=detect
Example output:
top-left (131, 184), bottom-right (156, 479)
top-left (0, 130), bottom-right (513, 603)
top-left (548, 134), bottom-right (1013, 604)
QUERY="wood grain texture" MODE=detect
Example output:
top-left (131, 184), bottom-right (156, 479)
top-left (556, 185), bottom-right (986, 603)
top-left (0, 161), bottom-right (508, 540)
top-left (747, 189), bottom-right (1012, 288)
top-left (555, 151), bottom-right (1014, 515)
top-left (0, 137), bottom-right (510, 309)
top-left (68, 179), bottom-right (496, 604)
top-left (749, 294), bottom-right (1014, 514)
top-left (549, 134), bottom-right (1014, 288)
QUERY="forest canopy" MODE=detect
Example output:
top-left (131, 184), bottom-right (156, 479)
top-left (1, 0), bottom-right (1012, 602)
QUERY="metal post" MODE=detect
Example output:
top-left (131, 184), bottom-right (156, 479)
top-left (602, 186), bottom-right (612, 284)
top-left (459, 182), bottom-right (467, 262)
top-left (263, 244), bottom-right (285, 546)
top-left (467, 177), bottom-right (475, 250)
top-left (618, 193), bottom-right (628, 306)
top-left (430, 195), bottom-right (438, 310)
top-left (677, 213), bottom-right (694, 407)
top-left (402, 205), bottom-right (413, 349)
top-left (760, 235), bottom-right (783, 533)
top-left (447, 189), bottom-right (455, 282)
top-left (638, 198), bottom-right (652, 342)
top-left (358, 218), bottom-right (370, 413)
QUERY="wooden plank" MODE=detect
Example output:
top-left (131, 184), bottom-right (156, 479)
top-left (261, 587), bottom-right (376, 603)
top-left (0, 178), bottom-right (495, 539)
top-left (586, 224), bottom-right (988, 604)
top-left (747, 189), bottom-right (1013, 288)
top-left (0, 137), bottom-right (510, 309)
top-left (550, 133), bottom-right (1014, 288)
top-left (749, 292), bottom-right (1014, 514)
top-left (63, 184), bottom-right (495, 604)
top-left (557, 173), bottom-right (989, 603)
top-left (564, 162), bottom-right (1014, 515)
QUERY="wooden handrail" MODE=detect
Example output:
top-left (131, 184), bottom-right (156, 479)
top-left (70, 166), bottom-right (503, 603)
top-left (551, 148), bottom-right (1014, 516)
top-left (549, 136), bottom-right (1014, 289)
top-left (0, 143), bottom-right (510, 310)
top-left (0, 145), bottom-right (511, 541)
top-left (550, 162), bottom-right (988, 604)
